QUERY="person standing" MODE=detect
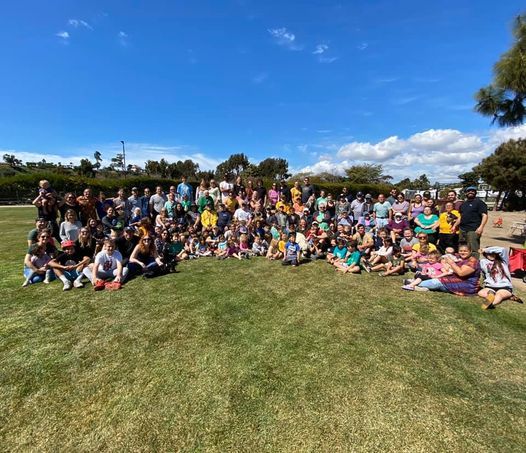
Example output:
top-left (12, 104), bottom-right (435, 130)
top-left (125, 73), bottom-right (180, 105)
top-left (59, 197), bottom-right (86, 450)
top-left (458, 186), bottom-right (488, 258)
top-left (373, 194), bottom-right (391, 229)
top-left (149, 186), bottom-right (167, 219)
top-left (219, 175), bottom-right (233, 203)
top-left (177, 176), bottom-right (193, 203)
top-left (301, 177), bottom-right (315, 204)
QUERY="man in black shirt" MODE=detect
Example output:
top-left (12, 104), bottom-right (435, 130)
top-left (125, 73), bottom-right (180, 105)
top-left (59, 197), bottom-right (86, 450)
top-left (301, 177), bottom-right (315, 204)
top-left (458, 186), bottom-right (488, 258)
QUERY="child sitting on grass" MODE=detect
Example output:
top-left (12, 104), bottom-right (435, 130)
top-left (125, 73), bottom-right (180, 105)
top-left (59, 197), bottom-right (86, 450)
top-left (84, 238), bottom-right (128, 291)
top-left (409, 243), bottom-right (430, 272)
top-left (364, 237), bottom-right (393, 272)
top-left (251, 235), bottom-right (268, 256)
top-left (379, 246), bottom-right (406, 277)
top-left (266, 238), bottom-right (282, 260)
top-left (402, 250), bottom-right (451, 291)
top-left (282, 232), bottom-right (301, 266)
top-left (334, 241), bottom-right (361, 274)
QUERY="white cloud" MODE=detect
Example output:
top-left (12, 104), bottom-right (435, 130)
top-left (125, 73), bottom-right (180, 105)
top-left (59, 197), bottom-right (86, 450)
top-left (297, 125), bottom-right (526, 182)
top-left (252, 72), bottom-right (268, 84)
top-left (357, 42), bottom-right (368, 51)
top-left (118, 31), bottom-right (129, 46)
top-left (68, 19), bottom-right (93, 30)
top-left (318, 56), bottom-right (338, 64)
top-left (55, 31), bottom-right (70, 40)
top-left (268, 27), bottom-right (303, 51)
top-left (313, 44), bottom-right (328, 55)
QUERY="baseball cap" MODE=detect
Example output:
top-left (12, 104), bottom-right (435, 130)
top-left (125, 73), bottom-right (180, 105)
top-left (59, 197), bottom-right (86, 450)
top-left (365, 193), bottom-right (372, 199)
top-left (423, 191), bottom-right (431, 197)
top-left (61, 240), bottom-right (75, 249)
top-left (465, 186), bottom-right (477, 192)
top-left (132, 187), bottom-right (138, 191)
top-left (356, 191), bottom-right (364, 197)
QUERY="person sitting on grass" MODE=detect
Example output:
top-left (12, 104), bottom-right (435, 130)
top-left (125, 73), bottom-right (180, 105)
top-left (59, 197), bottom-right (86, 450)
top-left (84, 238), bottom-right (128, 291)
top-left (251, 235), bottom-right (268, 256)
top-left (406, 243), bottom-right (481, 294)
top-left (327, 238), bottom-right (348, 265)
top-left (400, 228), bottom-right (419, 263)
top-left (282, 232), bottom-right (301, 266)
top-left (478, 246), bottom-right (523, 310)
top-left (129, 235), bottom-right (166, 278)
top-left (364, 237), bottom-right (394, 272)
top-left (386, 212), bottom-right (409, 244)
top-left (22, 243), bottom-right (53, 287)
top-left (379, 246), bottom-right (406, 277)
top-left (48, 240), bottom-right (91, 290)
top-left (402, 250), bottom-right (451, 291)
top-left (334, 241), bottom-right (361, 274)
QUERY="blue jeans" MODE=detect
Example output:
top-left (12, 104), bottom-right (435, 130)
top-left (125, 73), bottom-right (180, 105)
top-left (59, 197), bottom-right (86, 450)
top-left (418, 278), bottom-right (449, 292)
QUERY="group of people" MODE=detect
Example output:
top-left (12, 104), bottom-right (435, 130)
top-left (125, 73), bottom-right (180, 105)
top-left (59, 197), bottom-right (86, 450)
top-left (24, 177), bottom-right (522, 310)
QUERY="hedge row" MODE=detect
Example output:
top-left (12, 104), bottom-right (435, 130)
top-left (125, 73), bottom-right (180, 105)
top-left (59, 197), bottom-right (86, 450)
top-left (0, 172), bottom-right (393, 201)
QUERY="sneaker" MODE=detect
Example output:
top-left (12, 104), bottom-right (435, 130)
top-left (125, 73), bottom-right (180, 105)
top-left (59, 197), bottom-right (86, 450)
top-left (413, 286), bottom-right (429, 292)
top-left (403, 279), bottom-right (414, 285)
top-left (43, 277), bottom-right (51, 284)
top-left (510, 294), bottom-right (523, 304)
top-left (22, 279), bottom-right (30, 287)
top-left (105, 281), bottom-right (122, 291)
top-left (94, 279), bottom-right (105, 291)
top-left (402, 285), bottom-right (414, 291)
top-left (63, 280), bottom-right (72, 291)
top-left (73, 279), bottom-right (84, 288)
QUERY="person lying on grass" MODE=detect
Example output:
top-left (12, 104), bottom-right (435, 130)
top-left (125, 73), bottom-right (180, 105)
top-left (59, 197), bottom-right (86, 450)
top-left (84, 238), bottom-right (128, 291)
top-left (478, 246), bottom-right (523, 310)
top-left (404, 243), bottom-right (480, 295)
top-left (334, 240), bottom-right (361, 274)
top-left (48, 240), bottom-right (91, 290)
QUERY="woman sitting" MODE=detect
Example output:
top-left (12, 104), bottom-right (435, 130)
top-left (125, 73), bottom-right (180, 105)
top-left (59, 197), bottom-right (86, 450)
top-left (128, 235), bottom-right (166, 278)
top-left (478, 246), bottom-right (523, 310)
top-left (411, 243), bottom-right (481, 295)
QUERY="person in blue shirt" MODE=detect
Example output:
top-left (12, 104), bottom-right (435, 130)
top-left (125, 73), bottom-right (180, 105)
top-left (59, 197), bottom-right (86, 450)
top-left (282, 232), bottom-right (301, 266)
top-left (177, 176), bottom-right (193, 203)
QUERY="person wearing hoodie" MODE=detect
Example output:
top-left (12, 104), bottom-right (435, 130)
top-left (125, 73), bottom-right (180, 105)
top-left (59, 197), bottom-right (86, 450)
top-left (478, 246), bottom-right (523, 310)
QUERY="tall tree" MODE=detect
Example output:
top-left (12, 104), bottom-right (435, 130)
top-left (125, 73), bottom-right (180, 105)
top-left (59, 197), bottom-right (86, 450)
top-left (344, 164), bottom-right (392, 184)
top-left (474, 138), bottom-right (526, 208)
top-left (93, 151), bottom-right (102, 169)
top-left (474, 14), bottom-right (526, 126)
top-left (215, 153), bottom-right (250, 179)
top-left (256, 157), bottom-right (290, 180)
top-left (111, 153), bottom-right (125, 173)
top-left (3, 154), bottom-right (23, 168)
top-left (458, 171), bottom-right (480, 188)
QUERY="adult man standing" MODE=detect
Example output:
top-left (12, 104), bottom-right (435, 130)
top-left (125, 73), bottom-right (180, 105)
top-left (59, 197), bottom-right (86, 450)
top-left (387, 188), bottom-right (398, 206)
top-left (279, 180), bottom-right (291, 203)
top-left (373, 193), bottom-right (391, 229)
top-left (350, 192), bottom-right (366, 224)
top-left (219, 175), bottom-right (233, 203)
top-left (127, 187), bottom-right (141, 218)
top-left (440, 189), bottom-right (463, 212)
top-left (140, 188), bottom-right (151, 218)
top-left (458, 186), bottom-right (488, 258)
top-left (301, 177), bottom-right (315, 204)
top-left (150, 186), bottom-right (167, 219)
top-left (177, 176), bottom-right (193, 203)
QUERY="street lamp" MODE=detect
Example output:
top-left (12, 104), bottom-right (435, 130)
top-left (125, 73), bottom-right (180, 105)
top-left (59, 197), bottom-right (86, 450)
top-left (120, 140), bottom-right (126, 178)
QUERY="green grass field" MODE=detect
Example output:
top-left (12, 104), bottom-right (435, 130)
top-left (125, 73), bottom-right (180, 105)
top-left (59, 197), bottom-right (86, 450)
top-left (1, 207), bottom-right (525, 451)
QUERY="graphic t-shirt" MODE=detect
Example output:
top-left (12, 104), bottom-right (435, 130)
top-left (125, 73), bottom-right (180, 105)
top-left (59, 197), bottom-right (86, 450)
top-left (95, 250), bottom-right (123, 272)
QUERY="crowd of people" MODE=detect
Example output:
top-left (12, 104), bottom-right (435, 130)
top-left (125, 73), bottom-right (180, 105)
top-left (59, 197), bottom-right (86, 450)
top-left (23, 176), bottom-right (523, 310)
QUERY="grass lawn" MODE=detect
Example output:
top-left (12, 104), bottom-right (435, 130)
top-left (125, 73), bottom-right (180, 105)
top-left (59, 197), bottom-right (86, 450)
top-left (1, 207), bottom-right (525, 451)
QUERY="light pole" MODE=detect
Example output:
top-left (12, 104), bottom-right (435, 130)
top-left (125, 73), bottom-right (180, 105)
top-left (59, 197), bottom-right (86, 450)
top-left (120, 140), bottom-right (126, 178)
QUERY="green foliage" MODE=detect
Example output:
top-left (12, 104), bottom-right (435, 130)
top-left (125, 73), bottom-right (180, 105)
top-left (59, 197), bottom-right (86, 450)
top-left (475, 14), bottom-right (526, 126)
top-left (344, 164), bottom-right (392, 184)
top-left (3, 154), bottom-right (23, 168)
top-left (458, 171), bottom-right (480, 189)
top-left (474, 138), bottom-right (526, 208)
top-left (256, 157), bottom-right (290, 180)
top-left (215, 153), bottom-right (250, 179)
top-left (396, 174), bottom-right (431, 190)
top-left (77, 159), bottom-right (95, 178)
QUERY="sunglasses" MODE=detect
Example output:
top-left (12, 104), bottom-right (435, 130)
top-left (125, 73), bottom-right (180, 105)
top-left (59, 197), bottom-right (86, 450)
top-left (418, 236), bottom-right (427, 239)
top-left (142, 238), bottom-right (151, 242)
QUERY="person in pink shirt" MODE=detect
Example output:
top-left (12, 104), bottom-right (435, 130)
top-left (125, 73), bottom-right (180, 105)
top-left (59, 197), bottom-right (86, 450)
top-left (402, 250), bottom-right (451, 290)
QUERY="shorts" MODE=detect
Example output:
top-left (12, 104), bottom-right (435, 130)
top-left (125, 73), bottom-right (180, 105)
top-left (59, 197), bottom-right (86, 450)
top-left (486, 285), bottom-right (513, 294)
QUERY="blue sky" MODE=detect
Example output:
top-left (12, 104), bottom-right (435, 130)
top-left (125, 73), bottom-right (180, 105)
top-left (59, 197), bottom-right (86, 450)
top-left (1, 0), bottom-right (525, 181)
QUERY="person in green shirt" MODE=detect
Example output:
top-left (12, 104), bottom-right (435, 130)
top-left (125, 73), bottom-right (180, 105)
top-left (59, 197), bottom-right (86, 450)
top-left (334, 241), bottom-right (361, 274)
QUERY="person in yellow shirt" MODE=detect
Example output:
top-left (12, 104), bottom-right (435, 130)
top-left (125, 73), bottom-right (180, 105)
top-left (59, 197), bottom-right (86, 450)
top-left (275, 195), bottom-right (293, 214)
top-left (290, 181), bottom-right (302, 204)
top-left (437, 201), bottom-right (461, 253)
top-left (200, 203), bottom-right (218, 230)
